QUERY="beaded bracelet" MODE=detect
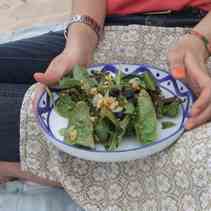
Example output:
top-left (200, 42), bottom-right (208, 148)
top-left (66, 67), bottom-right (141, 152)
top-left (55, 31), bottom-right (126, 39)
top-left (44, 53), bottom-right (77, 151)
top-left (189, 30), bottom-right (211, 56)
top-left (64, 15), bottom-right (103, 44)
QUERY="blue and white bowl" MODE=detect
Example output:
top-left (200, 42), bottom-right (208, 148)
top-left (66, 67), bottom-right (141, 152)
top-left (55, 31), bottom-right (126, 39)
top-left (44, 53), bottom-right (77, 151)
top-left (36, 64), bottom-right (194, 162)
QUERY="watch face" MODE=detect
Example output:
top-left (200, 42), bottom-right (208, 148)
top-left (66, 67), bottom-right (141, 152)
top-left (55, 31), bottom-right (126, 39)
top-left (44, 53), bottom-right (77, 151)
top-left (64, 15), bottom-right (102, 42)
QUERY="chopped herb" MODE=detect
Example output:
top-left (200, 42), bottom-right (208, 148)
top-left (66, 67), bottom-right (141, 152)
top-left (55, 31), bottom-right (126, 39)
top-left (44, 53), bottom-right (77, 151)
top-left (52, 65), bottom-right (181, 150)
top-left (162, 121), bottom-right (176, 129)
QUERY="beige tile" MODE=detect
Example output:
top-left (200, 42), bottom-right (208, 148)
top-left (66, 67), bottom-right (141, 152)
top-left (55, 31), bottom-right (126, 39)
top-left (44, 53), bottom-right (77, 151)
top-left (0, 0), bottom-right (72, 33)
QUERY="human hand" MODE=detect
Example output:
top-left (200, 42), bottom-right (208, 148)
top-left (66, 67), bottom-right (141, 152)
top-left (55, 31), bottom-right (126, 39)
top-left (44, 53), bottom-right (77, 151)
top-left (168, 34), bottom-right (211, 130)
top-left (32, 24), bottom-right (97, 111)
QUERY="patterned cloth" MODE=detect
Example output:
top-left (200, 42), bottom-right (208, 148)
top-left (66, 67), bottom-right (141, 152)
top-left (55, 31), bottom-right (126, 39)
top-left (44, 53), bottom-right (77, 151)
top-left (20, 25), bottom-right (211, 211)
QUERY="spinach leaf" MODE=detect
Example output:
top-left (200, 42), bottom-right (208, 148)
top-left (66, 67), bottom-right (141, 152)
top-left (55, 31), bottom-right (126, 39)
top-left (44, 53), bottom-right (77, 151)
top-left (100, 107), bottom-right (119, 127)
top-left (55, 95), bottom-right (75, 118)
top-left (125, 119), bottom-right (135, 136)
top-left (65, 101), bottom-right (95, 149)
top-left (135, 89), bottom-right (157, 144)
top-left (73, 64), bottom-right (89, 81)
top-left (107, 115), bottom-right (130, 151)
top-left (95, 118), bottom-right (111, 143)
top-left (59, 78), bottom-right (81, 89)
top-left (115, 70), bottom-right (124, 86)
top-left (142, 72), bottom-right (157, 91)
top-left (73, 64), bottom-right (97, 88)
top-left (162, 121), bottom-right (176, 129)
top-left (125, 102), bottom-right (135, 115)
top-left (161, 100), bottom-right (181, 118)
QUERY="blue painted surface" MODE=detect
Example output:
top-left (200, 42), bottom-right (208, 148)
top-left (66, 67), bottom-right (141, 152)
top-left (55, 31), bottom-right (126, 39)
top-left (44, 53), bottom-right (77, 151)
top-left (37, 64), bottom-right (194, 153)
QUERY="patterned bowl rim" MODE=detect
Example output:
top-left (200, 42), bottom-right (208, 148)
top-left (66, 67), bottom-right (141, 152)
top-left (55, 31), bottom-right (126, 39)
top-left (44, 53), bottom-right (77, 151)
top-left (35, 63), bottom-right (194, 153)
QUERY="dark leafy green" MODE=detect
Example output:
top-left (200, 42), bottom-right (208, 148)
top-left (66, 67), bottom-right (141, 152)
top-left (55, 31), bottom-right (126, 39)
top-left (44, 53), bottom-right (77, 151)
top-left (162, 121), bottom-right (176, 129)
top-left (51, 65), bottom-right (182, 151)
top-left (160, 100), bottom-right (181, 118)
top-left (142, 72), bottom-right (157, 91)
top-left (55, 95), bottom-right (75, 118)
top-left (94, 118), bottom-right (111, 143)
top-left (59, 78), bottom-right (81, 89)
top-left (107, 115), bottom-right (130, 151)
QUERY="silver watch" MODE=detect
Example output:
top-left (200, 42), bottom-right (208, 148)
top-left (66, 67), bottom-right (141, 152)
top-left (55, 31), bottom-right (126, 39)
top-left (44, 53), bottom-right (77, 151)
top-left (64, 15), bottom-right (103, 43)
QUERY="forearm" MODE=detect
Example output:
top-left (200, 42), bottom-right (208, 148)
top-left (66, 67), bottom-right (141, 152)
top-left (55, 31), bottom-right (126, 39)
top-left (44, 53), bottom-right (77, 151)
top-left (72, 0), bottom-right (106, 27)
top-left (185, 11), bottom-right (211, 59)
top-left (65, 0), bottom-right (107, 51)
top-left (193, 11), bottom-right (211, 40)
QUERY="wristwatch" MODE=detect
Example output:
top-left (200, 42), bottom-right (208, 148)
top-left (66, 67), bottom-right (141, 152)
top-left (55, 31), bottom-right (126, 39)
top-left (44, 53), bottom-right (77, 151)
top-left (64, 15), bottom-right (103, 44)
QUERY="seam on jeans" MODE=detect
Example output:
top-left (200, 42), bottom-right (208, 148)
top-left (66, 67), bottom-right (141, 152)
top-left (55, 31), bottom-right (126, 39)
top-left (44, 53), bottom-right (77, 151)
top-left (0, 57), bottom-right (51, 62)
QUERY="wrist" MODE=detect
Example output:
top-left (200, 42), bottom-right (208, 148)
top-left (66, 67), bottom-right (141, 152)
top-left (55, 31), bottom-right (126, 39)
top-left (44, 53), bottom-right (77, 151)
top-left (65, 23), bottom-right (98, 52)
top-left (189, 30), bottom-right (211, 57)
top-left (181, 34), bottom-right (209, 59)
top-left (63, 37), bottom-right (93, 67)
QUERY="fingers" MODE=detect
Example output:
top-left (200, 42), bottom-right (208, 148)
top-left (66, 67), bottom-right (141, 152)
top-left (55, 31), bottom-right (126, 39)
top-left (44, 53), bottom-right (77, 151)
top-left (31, 83), bottom-right (46, 113)
top-left (34, 53), bottom-right (74, 86)
top-left (182, 54), bottom-right (211, 129)
top-left (185, 53), bottom-right (209, 81)
top-left (168, 48), bottom-right (186, 80)
top-left (186, 105), bottom-right (211, 129)
top-left (168, 47), bottom-right (211, 130)
top-left (33, 72), bottom-right (59, 86)
top-left (34, 60), bottom-right (65, 86)
top-left (190, 86), bottom-right (211, 117)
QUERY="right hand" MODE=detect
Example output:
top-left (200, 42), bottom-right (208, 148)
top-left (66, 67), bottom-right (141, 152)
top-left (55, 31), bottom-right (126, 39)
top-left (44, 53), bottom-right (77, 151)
top-left (32, 24), bottom-right (98, 111)
top-left (168, 34), bottom-right (211, 129)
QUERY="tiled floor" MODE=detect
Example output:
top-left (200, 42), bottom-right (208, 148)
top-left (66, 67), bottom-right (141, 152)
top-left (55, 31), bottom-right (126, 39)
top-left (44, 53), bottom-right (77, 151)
top-left (0, 0), bottom-right (71, 33)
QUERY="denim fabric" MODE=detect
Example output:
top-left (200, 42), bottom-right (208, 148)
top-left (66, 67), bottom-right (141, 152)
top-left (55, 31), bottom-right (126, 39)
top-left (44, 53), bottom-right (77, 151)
top-left (0, 31), bottom-right (65, 161)
top-left (0, 84), bottom-right (29, 161)
top-left (0, 30), bottom-right (65, 84)
top-left (0, 181), bottom-right (84, 211)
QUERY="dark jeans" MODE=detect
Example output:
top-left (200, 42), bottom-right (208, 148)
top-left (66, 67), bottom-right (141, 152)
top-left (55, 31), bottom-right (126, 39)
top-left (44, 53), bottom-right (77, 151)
top-left (0, 31), bottom-right (65, 162)
top-left (0, 8), bottom-right (206, 162)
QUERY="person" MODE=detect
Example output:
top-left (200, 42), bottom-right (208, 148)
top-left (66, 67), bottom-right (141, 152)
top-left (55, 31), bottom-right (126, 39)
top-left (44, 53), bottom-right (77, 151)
top-left (0, 0), bottom-right (211, 189)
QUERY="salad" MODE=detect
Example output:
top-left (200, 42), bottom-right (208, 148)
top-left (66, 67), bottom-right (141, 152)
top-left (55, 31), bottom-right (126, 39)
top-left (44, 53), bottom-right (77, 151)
top-left (49, 65), bottom-right (181, 151)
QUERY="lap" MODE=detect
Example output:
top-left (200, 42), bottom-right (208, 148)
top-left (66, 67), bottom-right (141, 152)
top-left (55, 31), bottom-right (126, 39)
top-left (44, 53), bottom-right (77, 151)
top-left (0, 30), bottom-right (65, 84)
top-left (0, 30), bottom-right (65, 162)
top-left (20, 84), bottom-right (211, 211)
top-left (19, 23), bottom-right (211, 210)
top-left (0, 181), bottom-right (84, 211)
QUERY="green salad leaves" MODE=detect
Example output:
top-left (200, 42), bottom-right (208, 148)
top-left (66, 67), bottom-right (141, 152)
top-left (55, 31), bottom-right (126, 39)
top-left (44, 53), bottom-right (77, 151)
top-left (52, 65), bottom-right (181, 151)
top-left (135, 90), bottom-right (157, 144)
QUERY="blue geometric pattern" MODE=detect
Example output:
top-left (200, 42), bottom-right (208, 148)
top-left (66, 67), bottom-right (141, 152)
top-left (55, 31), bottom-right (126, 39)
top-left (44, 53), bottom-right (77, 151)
top-left (36, 64), bottom-right (194, 153)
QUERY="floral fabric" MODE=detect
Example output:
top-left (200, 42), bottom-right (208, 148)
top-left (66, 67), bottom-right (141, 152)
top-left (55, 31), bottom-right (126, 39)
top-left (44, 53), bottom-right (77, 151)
top-left (20, 25), bottom-right (211, 211)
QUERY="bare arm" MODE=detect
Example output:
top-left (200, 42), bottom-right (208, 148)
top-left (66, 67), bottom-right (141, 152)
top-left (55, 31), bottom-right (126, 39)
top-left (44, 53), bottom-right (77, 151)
top-left (34, 0), bottom-right (107, 85)
top-left (168, 11), bottom-right (211, 129)
top-left (191, 11), bottom-right (211, 58)
top-left (72, 0), bottom-right (106, 26)
top-left (194, 11), bottom-right (211, 39)
top-left (65, 0), bottom-right (107, 52)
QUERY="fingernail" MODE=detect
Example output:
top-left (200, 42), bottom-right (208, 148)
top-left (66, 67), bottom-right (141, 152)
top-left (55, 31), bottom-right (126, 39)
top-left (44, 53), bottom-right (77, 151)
top-left (171, 68), bottom-right (186, 79)
top-left (185, 121), bottom-right (193, 130)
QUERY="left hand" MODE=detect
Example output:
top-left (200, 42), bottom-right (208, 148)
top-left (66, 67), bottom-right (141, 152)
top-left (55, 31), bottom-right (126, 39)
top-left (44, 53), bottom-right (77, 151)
top-left (168, 34), bottom-right (211, 130)
top-left (32, 23), bottom-right (97, 112)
